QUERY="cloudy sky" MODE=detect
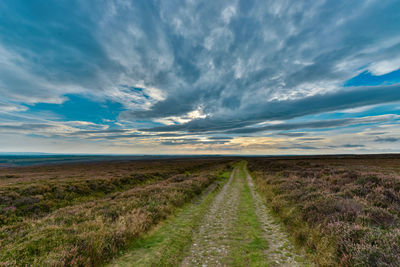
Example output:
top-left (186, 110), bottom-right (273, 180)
top-left (0, 0), bottom-right (400, 154)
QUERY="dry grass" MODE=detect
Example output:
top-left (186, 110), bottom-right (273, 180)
top-left (248, 155), bottom-right (400, 267)
top-left (0, 158), bottom-right (233, 266)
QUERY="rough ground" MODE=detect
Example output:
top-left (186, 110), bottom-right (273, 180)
top-left (181, 163), bottom-right (309, 266)
top-left (181, 168), bottom-right (240, 266)
top-left (245, 169), bottom-right (306, 266)
top-left (109, 162), bottom-right (310, 266)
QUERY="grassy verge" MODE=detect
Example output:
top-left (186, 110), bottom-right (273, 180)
top-left (228, 163), bottom-right (269, 266)
top-left (251, 174), bottom-right (335, 266)
top-left (106, 170), bottom-right (231, 266)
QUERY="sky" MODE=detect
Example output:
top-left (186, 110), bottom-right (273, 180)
top-left (0, 0), bottom-right (400, 155)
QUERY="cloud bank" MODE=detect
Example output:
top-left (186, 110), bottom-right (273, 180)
top-left (0, 0), bottom-right (400, 153)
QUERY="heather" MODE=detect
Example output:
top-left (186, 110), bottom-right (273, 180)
top-left (0, 158), bottom-right (232, 266)
top-left (0, 159), bottom-right (225, 225)
top-left (248, 156), bottom-right (400, 266)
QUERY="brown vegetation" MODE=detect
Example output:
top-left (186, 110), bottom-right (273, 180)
top-left (0, 158), bottom-right (232, 266)
top-left (248, 155), bottom-right (400, 266)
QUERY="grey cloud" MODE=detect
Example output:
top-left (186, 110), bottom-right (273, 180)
top-left (298, 137), bottom-right (324, 141)
top-left (374, 137), bottom-right (399, 142)
top-left (366, 132), bottom-right (387, 136)
top-left (207, 136), bottom-right (234, 140)
top-left (0, 123), bottom-right (54, 131)
top-left (145, 106), bottom-right (399, 134)
top-left (70, 129), bottom-right (129, 135)
top-left (341, 144), bottom-right (365, 148)
top-left (225, 113), bottom-right (397, 134)
top-left (279, 143), bottom-right (364, 150)
top-left (277, 132), bottom-right (307, 137)
top-left (161, 139), bottom-right (229, 146)
top-left (325, 144), bottom-right (364, 149)
top-left (0, 101), bottom-right (27, 112)
top-left (0, 1), bottom-right (123, 103)
top-left (86, 133), bottom-right (160, 140)
top-left (278, 145), bottom-right (321, 150)
top-left (81, 131), bottom-right (234, 141)
top-left (85, 132), bottom-right (197, 140)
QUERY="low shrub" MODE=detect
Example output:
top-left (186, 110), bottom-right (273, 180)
top-left (248, 157), bottom-right (400, 266)
top-left (0, 159), bottom-right (232, 226)
top-left (0, 158), bottom-right (233, 266)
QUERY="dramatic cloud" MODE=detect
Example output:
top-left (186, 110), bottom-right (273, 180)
top-left (223, 115), bottom-right (399, 134)
top-left (143, 86), bottom-right (400, 133)
top-left (0, 0), bottom-right (400, 154)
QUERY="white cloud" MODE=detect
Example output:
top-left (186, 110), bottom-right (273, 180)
top-left (368, 57), bottom-right (400, 76)
top-left (222, 5), bottom-right (237, 24)
top-left (154, 106), bottom-right (207, 125)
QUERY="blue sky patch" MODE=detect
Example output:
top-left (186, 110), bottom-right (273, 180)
top-left (345, 69), bottom-right (400, 87)
top-left (27, 94), bottom-right (124, 124)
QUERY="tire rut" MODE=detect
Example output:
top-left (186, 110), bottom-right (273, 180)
top-left (245, 168), bottom-right (310, 266)
top-left (181, 167), bottom-right (240, 266)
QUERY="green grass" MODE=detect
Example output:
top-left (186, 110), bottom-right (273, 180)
top-left (228, 162), bottom-right (269, 266)
top-left (106, 172), bottom-right (230, 267)
top-left (219, 170), bottom-right (231, 179)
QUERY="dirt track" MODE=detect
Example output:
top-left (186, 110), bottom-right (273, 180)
top-left (181, 163), bottom-right (308, 266)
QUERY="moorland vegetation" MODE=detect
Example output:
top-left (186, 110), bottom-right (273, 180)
top-left (0, 158), bottom-right (232, 266)
top-left (249, 156), bottom-right (400, 266)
